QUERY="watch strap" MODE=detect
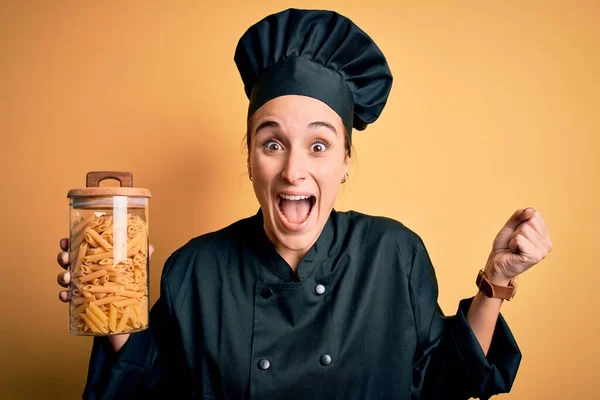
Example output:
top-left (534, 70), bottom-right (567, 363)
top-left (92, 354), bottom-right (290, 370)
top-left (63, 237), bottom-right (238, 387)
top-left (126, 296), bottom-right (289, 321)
top-left (476, 269), bottom-right (518, 300)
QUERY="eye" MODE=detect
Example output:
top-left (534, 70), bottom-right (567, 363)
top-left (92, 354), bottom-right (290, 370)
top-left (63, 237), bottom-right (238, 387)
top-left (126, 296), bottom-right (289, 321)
top-left (310, 140), bottom-right (329, 153)
top-left (262, 140), bottom-right (282, 152)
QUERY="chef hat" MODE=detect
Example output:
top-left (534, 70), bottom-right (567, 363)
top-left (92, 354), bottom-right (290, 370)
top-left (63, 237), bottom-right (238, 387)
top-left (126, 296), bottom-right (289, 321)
top-left (234, 8), bottom-right (393, 138)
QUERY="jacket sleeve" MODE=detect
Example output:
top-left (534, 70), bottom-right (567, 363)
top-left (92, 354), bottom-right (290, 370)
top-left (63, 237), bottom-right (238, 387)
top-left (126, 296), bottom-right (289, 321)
top-left (409, 238), bottom-right (522, 400)
top-left (82, 251), bottom-right (191, 400)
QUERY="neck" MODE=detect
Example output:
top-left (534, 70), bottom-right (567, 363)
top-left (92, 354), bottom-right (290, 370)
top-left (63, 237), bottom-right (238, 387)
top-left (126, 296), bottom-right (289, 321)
top-left (276, 247), bottom-right (306, 275)
top-left (262, 222), bottom-right (315, 279)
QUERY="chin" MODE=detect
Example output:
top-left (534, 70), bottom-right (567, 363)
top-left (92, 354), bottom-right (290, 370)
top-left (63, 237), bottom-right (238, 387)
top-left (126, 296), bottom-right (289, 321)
top-left (273, 230), bottom-right (319, 252)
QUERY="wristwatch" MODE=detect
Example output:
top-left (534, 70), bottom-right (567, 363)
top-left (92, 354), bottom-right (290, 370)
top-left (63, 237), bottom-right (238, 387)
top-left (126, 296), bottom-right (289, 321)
top-left (476, 269), bottom-right (519, 301)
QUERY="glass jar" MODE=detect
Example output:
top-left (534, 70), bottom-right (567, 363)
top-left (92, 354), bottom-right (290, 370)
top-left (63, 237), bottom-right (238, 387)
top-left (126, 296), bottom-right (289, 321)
top-left (66, 171), bottom-right (151, 336)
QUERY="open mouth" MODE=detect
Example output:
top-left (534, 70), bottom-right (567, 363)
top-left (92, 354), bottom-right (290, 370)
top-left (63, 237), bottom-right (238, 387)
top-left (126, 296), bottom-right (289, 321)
top-left (276, 193), bottom-right (316, 226)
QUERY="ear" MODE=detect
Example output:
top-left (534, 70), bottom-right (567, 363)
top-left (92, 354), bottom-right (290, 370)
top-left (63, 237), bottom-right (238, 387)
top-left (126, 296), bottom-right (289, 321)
top-left (246, 144), bottom-right (252, 175)
top-left (340, 154), bottom-right (350, 183)
top-left (342, 153), bottom-right (350, 178)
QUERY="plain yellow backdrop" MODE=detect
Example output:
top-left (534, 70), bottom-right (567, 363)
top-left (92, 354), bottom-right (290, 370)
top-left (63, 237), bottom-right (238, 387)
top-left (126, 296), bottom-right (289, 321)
top-left (1, 1), bottom-right (598, 398)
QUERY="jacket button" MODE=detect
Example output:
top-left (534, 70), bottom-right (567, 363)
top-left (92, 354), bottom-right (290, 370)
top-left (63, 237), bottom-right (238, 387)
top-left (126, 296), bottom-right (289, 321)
top-left (314, 284), bottom-right (326, 295)
top-left (261, 288), bottom-right (273, 299)
top-left (258, 359), bottom-right (270, 370)
top-left (320, 354), bottom-right (332, 366)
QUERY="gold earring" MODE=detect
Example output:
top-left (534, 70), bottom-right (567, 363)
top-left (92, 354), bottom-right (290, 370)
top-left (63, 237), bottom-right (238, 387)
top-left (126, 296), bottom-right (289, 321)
top-left (249, 172), bottom-right (253, 181)
top-left (341, 173), bottom-right (347, 184)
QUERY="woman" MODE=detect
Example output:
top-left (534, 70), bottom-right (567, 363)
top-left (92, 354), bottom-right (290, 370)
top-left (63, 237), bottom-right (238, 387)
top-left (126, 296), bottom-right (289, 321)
top-left (56, 8), bottom-right (552, 399)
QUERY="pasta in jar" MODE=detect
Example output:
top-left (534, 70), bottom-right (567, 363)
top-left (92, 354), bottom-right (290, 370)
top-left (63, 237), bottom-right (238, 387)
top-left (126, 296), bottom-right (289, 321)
top-left (68, 213), bottom-right (149, 335)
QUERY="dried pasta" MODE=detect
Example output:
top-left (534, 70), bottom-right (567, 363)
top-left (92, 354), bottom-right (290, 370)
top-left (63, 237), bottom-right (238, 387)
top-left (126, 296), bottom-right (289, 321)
top-left (69, 212), bottom-right (149, 335)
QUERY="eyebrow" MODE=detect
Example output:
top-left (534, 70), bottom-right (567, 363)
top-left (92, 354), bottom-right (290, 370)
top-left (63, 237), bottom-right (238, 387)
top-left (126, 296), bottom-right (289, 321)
top-left (254, 120), bottom-right (338, 135)
top-left (254, 120), bottom-right (281, 135)
top-left (307, 121), bottom-right (337, 135)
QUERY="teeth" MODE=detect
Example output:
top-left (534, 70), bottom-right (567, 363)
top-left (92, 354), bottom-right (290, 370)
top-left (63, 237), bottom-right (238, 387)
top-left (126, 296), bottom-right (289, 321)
top-left (280, 194), bottom-right (312, 201)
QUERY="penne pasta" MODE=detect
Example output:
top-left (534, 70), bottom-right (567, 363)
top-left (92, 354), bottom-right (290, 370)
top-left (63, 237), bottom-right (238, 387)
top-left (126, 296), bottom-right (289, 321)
top-left (72, 242), bottom-right (89, 273)
top-left (83, 284), bottom-right (124, 293)
top-left (69, 212), bottom-right (149, 335)
top-left (71, 278), bottom-right (85, 291)
top-left (127, 233), bottom-right (142, 251)
top-left (115, 306), bottom-right (132, 333)
top-left (127, 246), bottom-right (139, 257)
top-left (80, 312), bottom-right (102, 334)
top-left (94, 295), bottom-right (125, 306)
top-left (129, 305), bottom-right (142, 329)
top-left (113, 298), bottom-right (138, 308)
top-left (71, 214), bottom-right (96, 236)
top-left (94, 216), bottom-right (113, 234)
top-left (101, 232), bottom-right (114, 246)
top-left (140, 222), bottom-right (148, 255)
top-left (116, 289), bottom-right (143, 299)
top-left (85, 308), bottom-right (108, 333)
top-left (71, 295), bottom-right (93, 305)
top-left (73, 303), bottom-right (88, 315)
top-left (86, 228), bottom-right (113, 251)
top-left (89, 264), bottom-right (118, 272)
top-left (84, 230), bottom-right (100, 248)
top-left (89, 302), bottom-right (109, 325)
top-left (123, 284), bottom-right (139, 291)
top-left (109, 304), bottom-right (117, 333)
top-left (79, 269), bottom-right (108, 283)
top-left (139, 298), bottom-right (148, 322)
top-left (83, 251), bottom-right (112, 263)
top-left (109, 277), bottom-right (130, 284)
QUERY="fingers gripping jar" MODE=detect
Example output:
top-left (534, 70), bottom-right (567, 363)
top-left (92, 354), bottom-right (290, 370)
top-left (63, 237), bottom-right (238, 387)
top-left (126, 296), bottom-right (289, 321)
top-left (67, 171), bottom-right (151, 336)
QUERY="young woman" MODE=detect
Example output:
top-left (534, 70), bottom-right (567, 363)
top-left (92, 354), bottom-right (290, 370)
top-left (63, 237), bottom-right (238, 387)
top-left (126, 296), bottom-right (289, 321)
top-left (56, 8), bottom-right (552, 399)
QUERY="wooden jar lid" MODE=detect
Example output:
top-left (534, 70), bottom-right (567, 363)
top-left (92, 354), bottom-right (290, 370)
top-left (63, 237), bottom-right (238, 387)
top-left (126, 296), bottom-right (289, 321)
top-left (67, 171), bottom-right (151, 198)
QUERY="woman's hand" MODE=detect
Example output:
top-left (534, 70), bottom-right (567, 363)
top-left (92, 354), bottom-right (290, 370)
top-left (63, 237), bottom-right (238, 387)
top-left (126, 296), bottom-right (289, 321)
top-left (57, 238), bottom-right (155, 352)
top-left (484, 207), bottom-right (553, 284)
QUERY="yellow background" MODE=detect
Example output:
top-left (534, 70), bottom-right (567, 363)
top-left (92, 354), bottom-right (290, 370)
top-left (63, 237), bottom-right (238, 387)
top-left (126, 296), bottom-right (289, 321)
top-left (1, 1), bottom-right (598, 398)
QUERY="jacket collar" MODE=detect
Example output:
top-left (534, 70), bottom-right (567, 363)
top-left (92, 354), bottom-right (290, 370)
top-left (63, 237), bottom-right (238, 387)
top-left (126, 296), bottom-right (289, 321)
top-left (249, 208), bottom-right (336, 282)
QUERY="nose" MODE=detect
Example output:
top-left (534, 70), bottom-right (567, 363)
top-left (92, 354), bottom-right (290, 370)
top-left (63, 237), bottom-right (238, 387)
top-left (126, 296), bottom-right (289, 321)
top-left (281, 147), bottom-right (308, 184)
